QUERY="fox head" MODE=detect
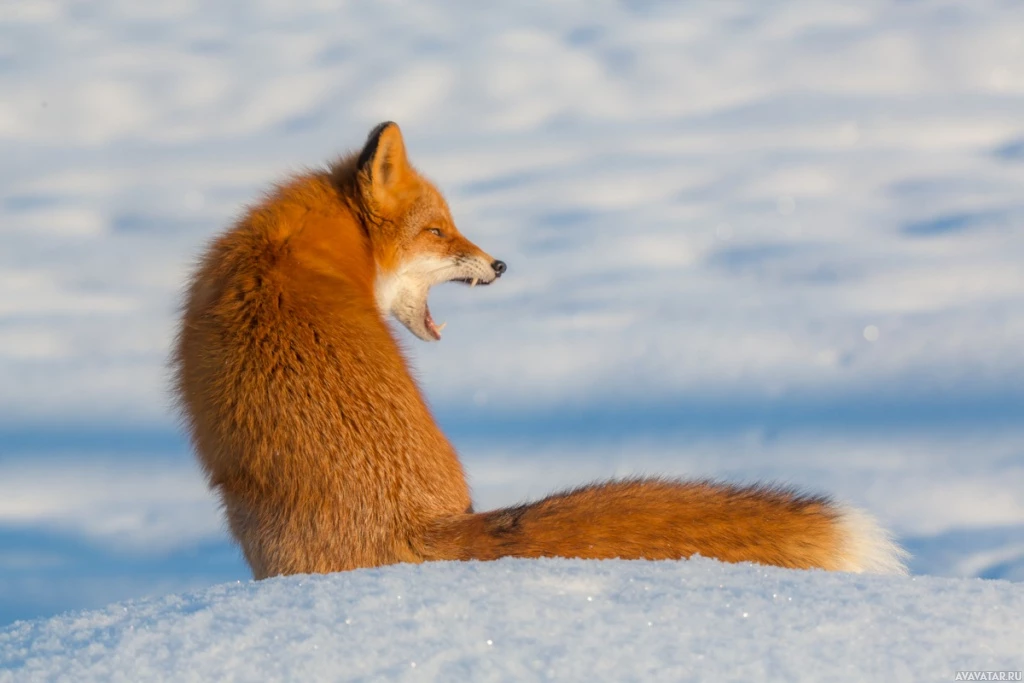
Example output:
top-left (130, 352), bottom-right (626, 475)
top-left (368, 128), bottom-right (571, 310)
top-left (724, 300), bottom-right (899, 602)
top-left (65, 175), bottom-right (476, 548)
top-left (355, 122), bottom-right (506, 342)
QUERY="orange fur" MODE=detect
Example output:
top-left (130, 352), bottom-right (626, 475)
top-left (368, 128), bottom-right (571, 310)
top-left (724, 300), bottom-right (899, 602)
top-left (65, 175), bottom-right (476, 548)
top-left (173, 122), bottom-right (906, 578)
top-left (420, 480), bottom-right (845, 570)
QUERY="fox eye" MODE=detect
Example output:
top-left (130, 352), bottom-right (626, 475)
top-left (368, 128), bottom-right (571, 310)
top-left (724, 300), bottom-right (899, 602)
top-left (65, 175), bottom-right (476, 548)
top-left (426, 227), bottom-right (444, 238)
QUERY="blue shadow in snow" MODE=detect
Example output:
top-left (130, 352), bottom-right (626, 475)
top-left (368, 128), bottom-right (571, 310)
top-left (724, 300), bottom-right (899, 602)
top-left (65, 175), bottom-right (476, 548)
top-left (438, 387), bottom-right (1024, 442)
top-left (2, 384), bottom-right (1023, 457)
top-left (0, 526), bottom-right (246, 627)
top-left (2, 383), bottom-right (1021, 626)
top-left (902, 525), bottom-right (1024, 582)
top-left (460, 170), bottom-right (548, 195)
top-left (901, 209), bottom-right (1016, 237)
top-left (994, 139), bottom-right (1024, 162)
top-left (3, 194), bottom-right (62, 211)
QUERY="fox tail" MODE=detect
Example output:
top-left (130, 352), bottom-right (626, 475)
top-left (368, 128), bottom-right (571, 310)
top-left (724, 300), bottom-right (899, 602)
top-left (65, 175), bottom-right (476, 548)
top-left (418, 478), bottom-right (908, 574)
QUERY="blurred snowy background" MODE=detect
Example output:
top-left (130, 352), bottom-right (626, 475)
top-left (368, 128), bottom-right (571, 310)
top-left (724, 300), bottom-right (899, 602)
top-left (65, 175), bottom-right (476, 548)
top-left (1, 0), bottom-right (1023, 625)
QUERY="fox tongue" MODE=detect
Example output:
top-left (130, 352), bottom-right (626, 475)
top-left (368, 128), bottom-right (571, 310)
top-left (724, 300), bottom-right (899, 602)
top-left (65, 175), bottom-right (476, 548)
top-left (424, 304), bottom-right (443, 340)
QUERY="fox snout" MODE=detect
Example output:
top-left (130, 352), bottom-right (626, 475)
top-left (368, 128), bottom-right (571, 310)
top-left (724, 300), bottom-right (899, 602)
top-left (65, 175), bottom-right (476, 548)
top-left (452, 257), bottom-right (506, 287)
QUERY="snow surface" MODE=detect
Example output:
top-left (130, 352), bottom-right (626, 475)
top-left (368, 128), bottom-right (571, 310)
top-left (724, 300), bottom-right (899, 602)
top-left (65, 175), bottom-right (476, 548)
top-left (2, 558), bottom-right (1022, 682)
top-left (1, 0), bottom-right (1024, 626)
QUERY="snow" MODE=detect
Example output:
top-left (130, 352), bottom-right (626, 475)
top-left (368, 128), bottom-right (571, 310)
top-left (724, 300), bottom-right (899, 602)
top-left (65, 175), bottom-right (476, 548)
top-left (4, 1), bottom-right (1024, 420)
top-left (2, 559), bottom-right (1022, 682)
top-left (1, 0), bottom-right (1024, 631)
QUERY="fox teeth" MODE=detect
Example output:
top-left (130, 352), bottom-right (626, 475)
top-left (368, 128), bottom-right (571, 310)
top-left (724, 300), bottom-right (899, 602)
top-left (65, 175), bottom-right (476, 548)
top-left (470, 278), bottom-right (478, 288)
top-left (436, 322), bottom-right (447, 332)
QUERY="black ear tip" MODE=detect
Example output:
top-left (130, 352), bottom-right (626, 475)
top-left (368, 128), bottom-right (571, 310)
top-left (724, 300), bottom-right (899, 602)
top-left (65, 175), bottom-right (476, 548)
top-left (368, 121), bottom-right (397, 140)
top-left (358, 122), bottom-right (397, 173)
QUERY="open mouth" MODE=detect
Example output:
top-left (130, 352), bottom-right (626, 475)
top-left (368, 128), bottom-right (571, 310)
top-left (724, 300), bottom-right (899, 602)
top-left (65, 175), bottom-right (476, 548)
top-left (422, 277), bottom-right (492, 340)
top-left (424, 302), bottom-right (445, 340)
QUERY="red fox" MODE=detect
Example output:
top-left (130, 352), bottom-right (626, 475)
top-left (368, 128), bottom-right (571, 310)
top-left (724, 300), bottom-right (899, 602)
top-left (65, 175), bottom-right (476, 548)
top-left (173, 122), bottom-right (908, 579)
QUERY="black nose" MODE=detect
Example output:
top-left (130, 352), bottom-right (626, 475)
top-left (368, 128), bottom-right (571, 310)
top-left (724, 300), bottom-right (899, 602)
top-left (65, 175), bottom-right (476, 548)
top-left (491, 260), bottom-right (507, 277)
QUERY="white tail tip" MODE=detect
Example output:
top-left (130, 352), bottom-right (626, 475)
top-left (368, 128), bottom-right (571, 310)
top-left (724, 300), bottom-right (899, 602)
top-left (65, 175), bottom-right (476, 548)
top-left (834, 506), bottom-right (910, 575)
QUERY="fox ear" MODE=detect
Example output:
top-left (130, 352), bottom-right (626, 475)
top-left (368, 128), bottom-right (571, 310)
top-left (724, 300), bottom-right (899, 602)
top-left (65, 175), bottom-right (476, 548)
top-left (357, 121), bottom-right (410, 204)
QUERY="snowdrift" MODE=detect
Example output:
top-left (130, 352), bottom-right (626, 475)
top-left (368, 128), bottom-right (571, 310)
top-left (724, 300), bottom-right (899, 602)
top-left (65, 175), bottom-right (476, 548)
top-left (2, 558), bottom-right (1021, 681)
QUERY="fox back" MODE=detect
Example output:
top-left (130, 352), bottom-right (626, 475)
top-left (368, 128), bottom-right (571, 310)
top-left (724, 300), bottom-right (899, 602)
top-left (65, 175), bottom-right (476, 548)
top-left (173, 122), bottom-right (503, 577)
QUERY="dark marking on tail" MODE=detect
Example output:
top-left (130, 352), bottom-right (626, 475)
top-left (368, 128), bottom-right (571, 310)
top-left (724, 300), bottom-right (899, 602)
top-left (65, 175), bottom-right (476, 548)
top-left (486, 504), bottom-right (529, 537)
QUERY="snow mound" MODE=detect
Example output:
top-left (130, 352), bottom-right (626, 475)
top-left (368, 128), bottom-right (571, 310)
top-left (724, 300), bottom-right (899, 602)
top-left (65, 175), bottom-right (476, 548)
top-left (2, 558), bottom-right (1021, 682)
